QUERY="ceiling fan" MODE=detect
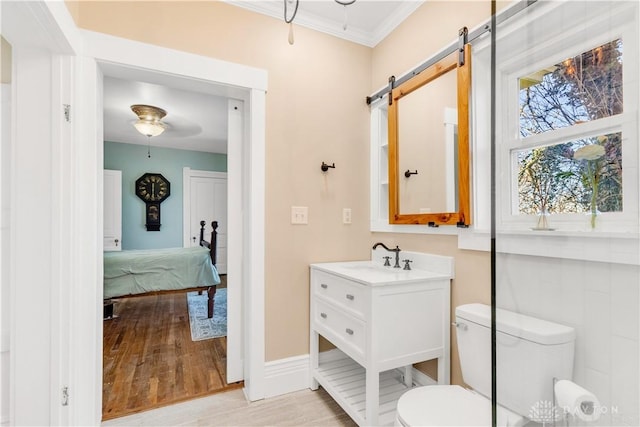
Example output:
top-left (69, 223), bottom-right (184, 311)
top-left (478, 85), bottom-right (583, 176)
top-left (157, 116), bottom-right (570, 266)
top-left (130, 104), bottom-right (167, 137)
top-left (130, 104), bottom-right (168, 158)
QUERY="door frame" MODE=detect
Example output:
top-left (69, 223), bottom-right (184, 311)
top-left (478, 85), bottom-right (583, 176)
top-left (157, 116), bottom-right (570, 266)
top-left (2, 2), bottom-right (80, 425)
top-left (80, 28), bottom-right (268, 409)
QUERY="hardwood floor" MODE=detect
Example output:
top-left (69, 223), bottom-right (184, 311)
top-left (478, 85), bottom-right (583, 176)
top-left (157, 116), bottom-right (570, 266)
top-left (103, 279), bottom-right (239, 421)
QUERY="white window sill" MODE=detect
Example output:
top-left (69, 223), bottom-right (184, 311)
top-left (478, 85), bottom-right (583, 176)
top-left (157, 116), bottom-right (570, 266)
top-left (458, 228), bottom-right (640, 265)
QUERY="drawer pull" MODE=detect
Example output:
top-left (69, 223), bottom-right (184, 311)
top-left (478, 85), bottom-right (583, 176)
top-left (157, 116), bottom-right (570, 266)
top-left (320, 283), bottom-right (328, 289)
top-left (320, 312), bottom-right (327, 319)
top-left (346, 294), bottom-right (354, 300)
top-left (345, 328), bottom-right (354, 335)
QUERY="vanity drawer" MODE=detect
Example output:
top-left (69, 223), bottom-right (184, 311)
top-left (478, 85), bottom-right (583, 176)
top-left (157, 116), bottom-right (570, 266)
top-left (314, 299), bottom-right (365, 358)
top-left (313, 270), bottom-right (366, 318)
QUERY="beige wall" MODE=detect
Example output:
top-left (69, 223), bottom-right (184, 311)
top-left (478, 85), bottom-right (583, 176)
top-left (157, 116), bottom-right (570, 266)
top-left (70, 0), bottom-right (495, 387)
top-left (64, 0), bottom-right (81, 25)
top-left (371, 1), bottom-right (492, 386)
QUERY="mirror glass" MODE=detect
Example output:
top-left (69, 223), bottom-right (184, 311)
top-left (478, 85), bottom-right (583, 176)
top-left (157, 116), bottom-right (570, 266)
top-left (388, 45), bottom-right (471, 226)
top-left (398, 68), bottom-right (458, 214)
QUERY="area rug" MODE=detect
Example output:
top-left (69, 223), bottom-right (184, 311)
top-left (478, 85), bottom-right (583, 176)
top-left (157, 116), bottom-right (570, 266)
top-left (187, 288), bottom-right (227, 341)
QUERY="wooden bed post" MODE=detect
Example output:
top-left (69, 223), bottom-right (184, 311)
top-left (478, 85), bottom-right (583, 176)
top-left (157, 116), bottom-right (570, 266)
top-left (210, 221), bottom-right (218, 265)
top-left (207, 286), bottom-right (217, 319)
top-left (199, 220), bottom-right (206, 245)
top-left (200, 220), bottom-right (218, 318)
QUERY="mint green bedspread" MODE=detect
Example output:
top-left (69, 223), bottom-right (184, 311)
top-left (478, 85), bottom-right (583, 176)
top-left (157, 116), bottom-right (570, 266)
top-left (103, 246), bottom-right (220, 299)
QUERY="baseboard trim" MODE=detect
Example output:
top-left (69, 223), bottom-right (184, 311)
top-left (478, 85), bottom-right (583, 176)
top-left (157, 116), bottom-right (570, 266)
top-left (264, 354), bottom-right (310, 398)
top-left (263, 350), bottom-right (438, 399)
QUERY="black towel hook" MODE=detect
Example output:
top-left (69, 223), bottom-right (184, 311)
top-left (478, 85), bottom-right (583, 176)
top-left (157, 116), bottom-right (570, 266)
top-left (321, 162), bottom-right (336, 172)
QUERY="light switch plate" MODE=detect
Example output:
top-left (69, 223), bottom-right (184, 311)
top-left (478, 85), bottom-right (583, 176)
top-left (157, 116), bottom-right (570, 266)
top-left (291, 206), bottom-right (308, 224)
top-left (343, 208), bottom-right (352, 224)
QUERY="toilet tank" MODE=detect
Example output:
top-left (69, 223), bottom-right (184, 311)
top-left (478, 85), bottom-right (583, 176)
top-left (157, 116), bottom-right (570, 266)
top-left (456, 304), bottom-right (575, 418)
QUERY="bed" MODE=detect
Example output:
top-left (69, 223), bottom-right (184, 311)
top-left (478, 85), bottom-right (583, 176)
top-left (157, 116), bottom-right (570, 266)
top-left (103, 221), bottom-right (220, 318)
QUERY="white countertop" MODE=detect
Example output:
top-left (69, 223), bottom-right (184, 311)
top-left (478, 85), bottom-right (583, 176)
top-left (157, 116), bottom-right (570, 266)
top-left (310, 260), bottom-right (451, 286)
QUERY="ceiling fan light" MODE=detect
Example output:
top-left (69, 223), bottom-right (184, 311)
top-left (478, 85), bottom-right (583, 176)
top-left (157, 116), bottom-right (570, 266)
top-left (134, 119), bottom-right (166, 137)
top-left (131, 104), bottom-right (167, 137)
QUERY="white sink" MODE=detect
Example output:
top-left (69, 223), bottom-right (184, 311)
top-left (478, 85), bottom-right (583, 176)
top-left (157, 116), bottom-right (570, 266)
top-left (341, 263), bottom-right (400, 273)
top-left (313, 259), bottom-right (451, 286)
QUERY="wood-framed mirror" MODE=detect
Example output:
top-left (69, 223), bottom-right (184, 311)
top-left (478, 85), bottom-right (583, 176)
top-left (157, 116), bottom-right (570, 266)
top-left (388, 43), bottom-right (472, 226)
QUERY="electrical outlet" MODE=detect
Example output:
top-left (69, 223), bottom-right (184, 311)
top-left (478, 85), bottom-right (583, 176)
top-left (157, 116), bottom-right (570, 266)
top-left (343, 208), bottom-right (352, 224)
top-left (291, 206), bottom-right (308, 224)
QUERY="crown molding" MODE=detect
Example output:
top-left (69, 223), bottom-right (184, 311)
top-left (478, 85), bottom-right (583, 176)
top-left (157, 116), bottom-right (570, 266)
top-left (224, 1), bottom-right (423, 48)
top-left (368, 1), bottom-right (423, 46)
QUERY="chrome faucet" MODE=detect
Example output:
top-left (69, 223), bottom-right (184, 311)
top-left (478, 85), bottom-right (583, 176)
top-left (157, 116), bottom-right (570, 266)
top-left (372, 242), bottom-right (401, 268)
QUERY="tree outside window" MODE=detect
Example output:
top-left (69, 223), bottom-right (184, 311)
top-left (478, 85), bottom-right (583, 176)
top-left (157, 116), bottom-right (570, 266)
top-left (516, 39), bottom-right (623, 216)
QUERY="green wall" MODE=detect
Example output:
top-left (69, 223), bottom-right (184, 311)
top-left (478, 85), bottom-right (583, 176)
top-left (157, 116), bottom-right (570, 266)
top-left (104, 141), bottom-right (227, 250)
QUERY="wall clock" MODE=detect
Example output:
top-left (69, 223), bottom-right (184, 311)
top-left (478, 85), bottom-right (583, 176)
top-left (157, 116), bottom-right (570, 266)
top-left (135, 173), bottom-right (171, 231)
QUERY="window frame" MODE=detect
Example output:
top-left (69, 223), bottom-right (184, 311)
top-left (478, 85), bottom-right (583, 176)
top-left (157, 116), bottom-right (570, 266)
top-left (496, 1), bottom-right (639, 234)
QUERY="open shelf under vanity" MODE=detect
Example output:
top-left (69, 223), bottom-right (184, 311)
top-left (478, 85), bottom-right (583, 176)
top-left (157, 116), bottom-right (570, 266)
top-left (314, 350), bottom-right (416, 426)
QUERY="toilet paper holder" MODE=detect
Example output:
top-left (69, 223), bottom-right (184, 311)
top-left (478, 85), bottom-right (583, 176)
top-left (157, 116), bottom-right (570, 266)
top-left (552, 377), bottom-right (600, 425)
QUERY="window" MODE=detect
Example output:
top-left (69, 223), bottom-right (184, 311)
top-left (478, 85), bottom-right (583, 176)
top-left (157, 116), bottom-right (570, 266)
top-left (518, 40), bottom-right (623, 137)
top-left (516, 40), bottom-right (623, 217)
top-left (496, 1), bottom-right (638, 233)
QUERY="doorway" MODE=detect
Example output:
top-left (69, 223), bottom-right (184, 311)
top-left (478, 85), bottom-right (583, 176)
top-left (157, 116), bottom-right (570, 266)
top-left (100, 71), bottom-right (241, 419)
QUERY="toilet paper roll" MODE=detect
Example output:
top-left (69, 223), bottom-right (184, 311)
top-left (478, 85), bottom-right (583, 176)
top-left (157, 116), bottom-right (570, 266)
top-left (554, 380), bottom-right (601, 422)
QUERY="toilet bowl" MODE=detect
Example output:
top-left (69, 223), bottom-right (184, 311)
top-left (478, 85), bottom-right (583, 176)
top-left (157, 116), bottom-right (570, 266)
top-left (394, 385), bottom-right (524, 427)
top-left (395, 304), bottom-right (575, 427)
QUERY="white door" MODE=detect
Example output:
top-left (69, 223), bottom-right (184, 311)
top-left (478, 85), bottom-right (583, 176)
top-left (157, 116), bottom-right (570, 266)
top-left (103, 169), bottom-right (122, 251)
top-left (185, 170), bottom-right (228, 274)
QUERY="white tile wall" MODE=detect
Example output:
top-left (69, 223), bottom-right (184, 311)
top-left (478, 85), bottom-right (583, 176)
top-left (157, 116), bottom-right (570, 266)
top-left (611, 337), bottom-right (639, 426)
top-left (584, 290), bottom-right (611, 374)
top-left (585, 368), bottom-right (612, 427)
top-left (611, 269), bottom-right (639, 341)
top-left (496, 254), bottom-right (639, 426)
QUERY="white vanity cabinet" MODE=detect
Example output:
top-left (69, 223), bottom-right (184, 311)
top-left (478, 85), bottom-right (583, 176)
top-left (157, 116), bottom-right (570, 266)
top-left (309, 255), bottom-right (452, 426)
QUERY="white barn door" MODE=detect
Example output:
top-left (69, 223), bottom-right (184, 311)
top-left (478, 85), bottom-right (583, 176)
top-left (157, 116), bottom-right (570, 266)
top-left (184, 169), bottom-right (228, 274)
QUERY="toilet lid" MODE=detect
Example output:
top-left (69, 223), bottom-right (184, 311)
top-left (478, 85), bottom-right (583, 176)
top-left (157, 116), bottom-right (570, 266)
top-left (396, 385), bottom-right (525, 427)
top-left (397, 386), bottom-right (491, 426)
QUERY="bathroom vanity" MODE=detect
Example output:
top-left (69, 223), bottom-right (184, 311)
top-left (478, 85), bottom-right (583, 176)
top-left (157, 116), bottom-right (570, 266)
top-left (309, 251), bottom-right (453, 426)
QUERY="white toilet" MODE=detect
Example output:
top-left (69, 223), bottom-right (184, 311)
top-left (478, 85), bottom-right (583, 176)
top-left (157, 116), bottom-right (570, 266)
top-left (395, 303), bottom-right (576, 426)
